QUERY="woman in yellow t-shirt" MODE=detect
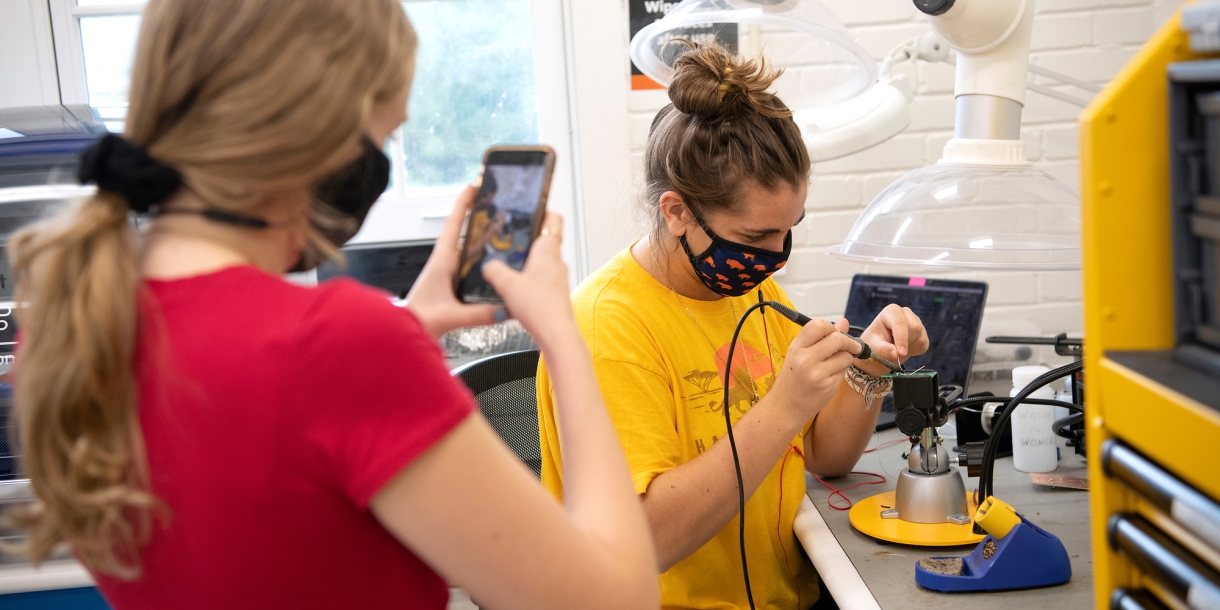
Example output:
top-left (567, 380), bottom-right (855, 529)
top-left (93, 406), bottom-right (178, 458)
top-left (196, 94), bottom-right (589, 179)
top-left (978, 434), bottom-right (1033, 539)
top-left (536, 42), bottom-right (930, 610)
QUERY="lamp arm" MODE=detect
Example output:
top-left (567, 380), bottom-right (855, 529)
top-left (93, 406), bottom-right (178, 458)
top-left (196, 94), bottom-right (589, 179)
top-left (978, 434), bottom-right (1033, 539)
top-left (878, 37), bottom-right (924, 76)
top-left (918, 0), bottom-right (1098, 111)
top-left (937, 55), bottom-right (1098, 108)
top-left (879, 33), bottom-right (951, 77)
top-left (1025, 82), bottom-right (1093, 108)
top-left (1026, 64), bottom-right (1104, 93)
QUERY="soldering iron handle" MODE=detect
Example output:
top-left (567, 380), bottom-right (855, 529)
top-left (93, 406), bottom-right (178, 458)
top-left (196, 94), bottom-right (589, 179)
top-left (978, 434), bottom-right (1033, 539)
top-left (853, 338), bottom-right (874, 360)
top-left (764, 301), bottom-right (813, 326)
top-left (766, 301), bottom-right (873, 356)
top-left (765, 300), bottom-right (874, 359)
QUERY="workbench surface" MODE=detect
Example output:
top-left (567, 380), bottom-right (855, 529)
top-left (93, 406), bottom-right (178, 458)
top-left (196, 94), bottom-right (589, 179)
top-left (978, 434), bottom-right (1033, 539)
top-left (804, 426), bottom-right (1093, 610)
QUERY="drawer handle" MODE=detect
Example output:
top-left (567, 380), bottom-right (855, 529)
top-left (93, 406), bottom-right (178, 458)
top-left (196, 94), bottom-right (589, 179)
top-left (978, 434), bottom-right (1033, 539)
top-left (1109, 514), bottom-right (1220, 610)
top-left (1103, 440), bottom-right (1220, 554)
top-left (1111, 588), bottom-right (1170, 610)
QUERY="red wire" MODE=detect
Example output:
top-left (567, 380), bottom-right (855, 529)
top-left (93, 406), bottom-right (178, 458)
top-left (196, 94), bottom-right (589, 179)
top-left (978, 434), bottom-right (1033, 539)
top-left (863, 438), bottom-right (908, 453)
top-left (812, 471), bottom-right (887, 511)
top-left (759, 291), bottom-right (775, 377)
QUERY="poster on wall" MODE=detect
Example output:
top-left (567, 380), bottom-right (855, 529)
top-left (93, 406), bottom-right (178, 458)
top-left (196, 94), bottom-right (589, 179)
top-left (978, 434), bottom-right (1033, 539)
top-left (628, 0), bottom-right (738, 90)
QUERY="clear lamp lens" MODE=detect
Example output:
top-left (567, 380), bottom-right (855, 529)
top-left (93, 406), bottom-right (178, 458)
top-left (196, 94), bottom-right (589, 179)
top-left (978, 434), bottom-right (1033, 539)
top-left (828, 163), bottom-right (1082, 271)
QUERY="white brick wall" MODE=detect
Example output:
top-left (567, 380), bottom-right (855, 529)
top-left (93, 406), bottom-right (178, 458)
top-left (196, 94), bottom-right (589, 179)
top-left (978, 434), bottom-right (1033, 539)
top-left (621, 0), bottom-right (1187, 367)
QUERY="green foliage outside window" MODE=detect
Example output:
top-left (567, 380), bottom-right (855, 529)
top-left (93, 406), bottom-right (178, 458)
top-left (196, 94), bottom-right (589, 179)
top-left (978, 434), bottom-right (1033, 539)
top-left (402, 0), bottom-right (539, 189)
top-left (76, 1), bottom-right (539, 193)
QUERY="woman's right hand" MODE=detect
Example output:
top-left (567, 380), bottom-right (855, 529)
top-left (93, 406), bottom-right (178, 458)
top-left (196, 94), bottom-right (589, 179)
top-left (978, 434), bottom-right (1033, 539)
top-left (404, 186), bottom-right (500, 339)
top-left (768, 318), bottom-right (861, 425)
top-left (482, 212), bottom-right (575, 348)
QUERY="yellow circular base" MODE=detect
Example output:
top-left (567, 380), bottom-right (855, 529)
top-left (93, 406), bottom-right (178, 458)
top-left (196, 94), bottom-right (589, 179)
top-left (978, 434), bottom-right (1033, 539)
top-left (848, 491), bottom-right (985, 547)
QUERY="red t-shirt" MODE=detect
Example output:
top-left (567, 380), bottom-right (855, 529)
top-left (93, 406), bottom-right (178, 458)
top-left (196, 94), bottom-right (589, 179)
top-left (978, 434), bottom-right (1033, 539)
top-left (93, 266), bottom-right (474, 609)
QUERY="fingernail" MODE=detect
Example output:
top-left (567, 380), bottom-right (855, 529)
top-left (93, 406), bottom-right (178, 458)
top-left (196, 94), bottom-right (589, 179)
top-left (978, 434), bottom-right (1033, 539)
top-left (493, 308), bottom-right (509, 323)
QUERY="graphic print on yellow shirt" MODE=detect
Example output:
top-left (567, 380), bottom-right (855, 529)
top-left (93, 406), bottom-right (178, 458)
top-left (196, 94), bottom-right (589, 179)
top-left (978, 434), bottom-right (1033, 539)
top-left (536, 247), bottom-right (820, 610)
top-left (686, 343), bottom-right (776, 454)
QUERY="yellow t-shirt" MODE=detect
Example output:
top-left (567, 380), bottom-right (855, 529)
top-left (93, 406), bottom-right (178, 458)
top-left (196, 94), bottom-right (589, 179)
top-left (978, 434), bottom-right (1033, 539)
top-left (536, 247), bottom-right (819, 610)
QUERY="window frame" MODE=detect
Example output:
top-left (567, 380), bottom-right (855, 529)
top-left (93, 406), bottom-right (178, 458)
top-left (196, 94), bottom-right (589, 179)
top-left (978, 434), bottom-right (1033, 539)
top-left (46, 0), bottom-right (589, 278)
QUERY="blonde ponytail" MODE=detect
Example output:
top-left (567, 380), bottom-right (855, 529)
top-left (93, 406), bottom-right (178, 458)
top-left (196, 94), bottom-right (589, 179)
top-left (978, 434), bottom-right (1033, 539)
top-left (10, 191), bottom-right (156, 577)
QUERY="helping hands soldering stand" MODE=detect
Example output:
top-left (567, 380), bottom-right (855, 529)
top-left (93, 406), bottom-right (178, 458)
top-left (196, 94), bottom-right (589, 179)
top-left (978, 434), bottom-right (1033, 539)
top-left (849, 371), bottom-right (985, 546)
top-left (885, 372), bottom-right (969, 525)
top-left (761, 304), bottom-right (982, 545)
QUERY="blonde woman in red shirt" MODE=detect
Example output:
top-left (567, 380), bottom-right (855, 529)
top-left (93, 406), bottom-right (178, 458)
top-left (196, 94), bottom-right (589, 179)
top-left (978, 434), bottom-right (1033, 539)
top-left (9, 1), bottom-right (657, 608)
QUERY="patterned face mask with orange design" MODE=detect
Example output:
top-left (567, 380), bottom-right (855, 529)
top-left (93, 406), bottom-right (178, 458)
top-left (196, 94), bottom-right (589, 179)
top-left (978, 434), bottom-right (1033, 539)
top-left (678, 208), bottom-right (791, 298)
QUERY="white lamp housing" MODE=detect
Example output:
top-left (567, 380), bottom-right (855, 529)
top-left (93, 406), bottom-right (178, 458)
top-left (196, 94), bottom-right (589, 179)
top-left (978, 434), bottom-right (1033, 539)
top-left (797, 74), bottom-right (913, 163)
top-left (829, 0), bottom-right (1083, 271)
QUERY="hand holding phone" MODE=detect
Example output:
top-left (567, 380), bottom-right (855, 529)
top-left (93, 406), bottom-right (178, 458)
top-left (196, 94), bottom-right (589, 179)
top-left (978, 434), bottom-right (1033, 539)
top-left (480, 210), bottom-right (578, 347)
top-left (454, 146), bottom-right (556, 304)
top-left (404, 185), bottom-right (501, 339)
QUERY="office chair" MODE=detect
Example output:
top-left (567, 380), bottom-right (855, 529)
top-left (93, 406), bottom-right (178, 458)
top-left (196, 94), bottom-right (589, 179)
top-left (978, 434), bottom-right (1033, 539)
top-left (452, 349), bottom-right (543, 479)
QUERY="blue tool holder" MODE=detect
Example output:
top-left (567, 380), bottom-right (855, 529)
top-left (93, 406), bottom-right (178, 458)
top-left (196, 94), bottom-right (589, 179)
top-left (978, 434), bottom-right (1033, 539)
top-left (915, 517), bottom-right (1072, 592)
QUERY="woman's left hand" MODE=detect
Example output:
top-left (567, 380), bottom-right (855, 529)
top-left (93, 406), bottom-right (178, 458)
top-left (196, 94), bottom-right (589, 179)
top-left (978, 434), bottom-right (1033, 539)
top-left (855, 304), bottom-right (929, 377)
top-left (405, 185), bottom-right (501, 339)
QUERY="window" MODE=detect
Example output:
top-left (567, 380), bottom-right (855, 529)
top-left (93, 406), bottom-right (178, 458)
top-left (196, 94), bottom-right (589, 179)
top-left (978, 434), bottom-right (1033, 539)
top-left (47, 0), bottom-right (578, 251)
top-left (402, 1), bottom-right (538, 190)
top-left (76, 14), bottom-right (139, 108)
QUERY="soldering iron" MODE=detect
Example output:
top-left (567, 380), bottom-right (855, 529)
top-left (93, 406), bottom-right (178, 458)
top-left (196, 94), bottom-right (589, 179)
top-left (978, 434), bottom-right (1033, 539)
top-left (765, 302), bottom-right (905, 372)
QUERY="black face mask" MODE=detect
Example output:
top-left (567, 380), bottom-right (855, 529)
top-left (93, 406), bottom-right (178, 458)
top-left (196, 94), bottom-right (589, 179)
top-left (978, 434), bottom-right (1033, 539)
top-left (85, 132), bottom-right (391, 271)
top-left (678, 207), bottom-right (792, 298)
top-left (290, 136), bottom-right (392, 271)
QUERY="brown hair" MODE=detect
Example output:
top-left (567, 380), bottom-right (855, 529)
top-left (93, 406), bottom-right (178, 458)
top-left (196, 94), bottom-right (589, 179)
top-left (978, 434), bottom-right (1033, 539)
top-left (643, 41), bottom-right (810, 237)
top-left (9, 0), bottom-right (416, 578)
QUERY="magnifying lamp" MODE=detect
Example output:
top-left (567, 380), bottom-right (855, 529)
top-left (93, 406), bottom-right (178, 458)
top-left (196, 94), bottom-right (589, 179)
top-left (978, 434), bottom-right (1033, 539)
top-left (630, 0), bottom-right (878, 109)
top-left (630, 0), bottom-right (907, 162)
top-left (830, 0), bottom-right (1084, 271)
top-left (630, 0), bottom-right (1094, 271)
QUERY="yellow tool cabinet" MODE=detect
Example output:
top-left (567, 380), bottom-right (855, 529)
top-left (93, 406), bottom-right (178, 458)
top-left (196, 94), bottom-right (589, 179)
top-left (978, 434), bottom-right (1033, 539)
top-left (1083, 7), bottom-right (1220, 610)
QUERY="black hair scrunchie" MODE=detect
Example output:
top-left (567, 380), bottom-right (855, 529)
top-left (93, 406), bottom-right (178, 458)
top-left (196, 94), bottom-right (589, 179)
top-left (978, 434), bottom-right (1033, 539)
top-left (77, 134), bottom-right (182, 214)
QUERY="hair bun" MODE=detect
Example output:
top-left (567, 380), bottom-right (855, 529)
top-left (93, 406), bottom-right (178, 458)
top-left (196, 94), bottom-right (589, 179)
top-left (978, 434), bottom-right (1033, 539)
top-left (667, 41), bottom-right (790, 121)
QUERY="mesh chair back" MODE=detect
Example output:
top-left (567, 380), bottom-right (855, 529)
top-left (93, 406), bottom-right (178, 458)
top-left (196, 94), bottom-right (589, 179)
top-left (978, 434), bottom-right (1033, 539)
top-left (453, 350), bottom-right (542, 479)
top-left (0, 385), bottom-right (15, 480)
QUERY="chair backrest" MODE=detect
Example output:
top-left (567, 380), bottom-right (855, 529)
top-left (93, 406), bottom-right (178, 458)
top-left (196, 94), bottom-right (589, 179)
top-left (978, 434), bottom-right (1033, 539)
top-left (452, 350), bottom-right (542, 479)
top-left (0, 385), bottom-right (16, 481)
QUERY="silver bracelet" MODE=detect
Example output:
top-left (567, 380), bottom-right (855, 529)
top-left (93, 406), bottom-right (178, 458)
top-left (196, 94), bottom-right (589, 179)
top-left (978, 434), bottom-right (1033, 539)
top-left (844, 366), bottom-right (893, 411)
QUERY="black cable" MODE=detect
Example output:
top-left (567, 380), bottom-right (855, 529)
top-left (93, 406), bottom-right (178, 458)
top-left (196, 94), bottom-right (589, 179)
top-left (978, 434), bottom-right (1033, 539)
top-left (950, 397), bottom-right (1082, 450)
top-left (1052, 412), bottom-right (1085, 439)
top-left (1070, 371), bottom-right (1081, 408)
top-left (719, 299), bottom-right (882, 609)
top-left (722, 301), bottom-right (770, 610)
top-left (951, 396), bottom-right (1083, 412)
top-left (979, 363), bottom-right (1078, 498)
top-left (154, 206), bottom-right (271, 228)
top-left (978, 360), bottom-right (1084, 499)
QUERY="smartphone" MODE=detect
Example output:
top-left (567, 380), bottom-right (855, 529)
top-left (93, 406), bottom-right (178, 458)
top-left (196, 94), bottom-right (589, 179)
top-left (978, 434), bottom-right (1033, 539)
top-left (454, 145), bottom-right (556, 304)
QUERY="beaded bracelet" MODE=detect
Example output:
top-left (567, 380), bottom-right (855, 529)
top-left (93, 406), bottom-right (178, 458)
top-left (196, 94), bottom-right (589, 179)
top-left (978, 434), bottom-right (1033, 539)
top-left (844, 365), bottom-right (893, 410)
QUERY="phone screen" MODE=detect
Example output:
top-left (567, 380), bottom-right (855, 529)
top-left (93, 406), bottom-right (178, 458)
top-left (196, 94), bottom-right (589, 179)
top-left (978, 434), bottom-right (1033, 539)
top-left (455, 148), bottom-right (553, 303)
